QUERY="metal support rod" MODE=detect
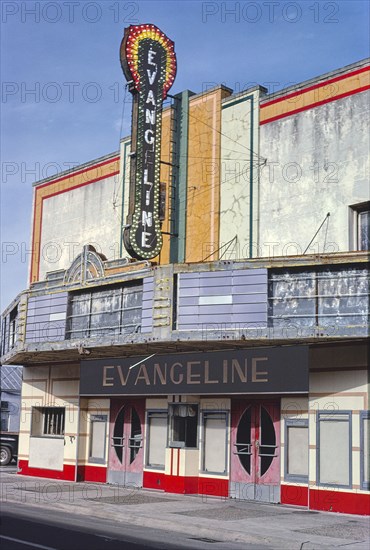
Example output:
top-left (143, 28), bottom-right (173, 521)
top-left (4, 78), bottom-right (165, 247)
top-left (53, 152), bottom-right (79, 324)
top-left (303, 213), bottom-right (330, 254)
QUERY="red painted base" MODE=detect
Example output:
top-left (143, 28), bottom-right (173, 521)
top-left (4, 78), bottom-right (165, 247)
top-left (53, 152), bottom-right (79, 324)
top-left (142, 470), bottom-right (165, 490)
top-left (18, 460), bottom-right (75, 481)
top-left (198, 477), bottom-right (229, 498)
top-left (163, 475), bottom-right (199, 494)
top-left (17, 462), bottom-right (369, 515)
top-left (310, 488), bottom-right (370, 516)
top-left (281, 484), bottom-right (308, 507)
top-left (282, 484), bottom-right (370, 515)
top-left (143, 471), bottom-right (229, 497)
top-left (77, 465), bottom-right (107, 483)
top-left (143, 471), bottom-right (165, 491)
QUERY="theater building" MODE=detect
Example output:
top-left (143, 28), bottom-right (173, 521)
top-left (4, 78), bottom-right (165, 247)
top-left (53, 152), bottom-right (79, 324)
top-left (1, 25), bottom-right (369, 516)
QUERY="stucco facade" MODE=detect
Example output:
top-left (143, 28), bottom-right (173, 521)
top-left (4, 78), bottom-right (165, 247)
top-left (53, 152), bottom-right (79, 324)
top-left (1, 57), bottom-right (369, 516)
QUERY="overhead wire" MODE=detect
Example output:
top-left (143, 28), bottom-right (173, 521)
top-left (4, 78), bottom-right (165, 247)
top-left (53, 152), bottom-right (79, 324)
top-left (114, 90), bottom-right (268, 230)
top-left (187, 104), bottom-right (264, 162)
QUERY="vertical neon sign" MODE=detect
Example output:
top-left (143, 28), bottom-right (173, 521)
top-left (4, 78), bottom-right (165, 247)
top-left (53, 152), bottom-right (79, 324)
top-left (120, 24), bottom-right (177, 260)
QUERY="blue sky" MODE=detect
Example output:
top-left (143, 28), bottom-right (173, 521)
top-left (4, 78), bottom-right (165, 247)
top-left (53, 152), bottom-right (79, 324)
top-left (1, 0), bottom-right (369, 309)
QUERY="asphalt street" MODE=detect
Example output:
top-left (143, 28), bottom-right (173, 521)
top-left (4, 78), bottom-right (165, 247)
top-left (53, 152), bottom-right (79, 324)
top-left (0, 503), bottom-right (265, 550)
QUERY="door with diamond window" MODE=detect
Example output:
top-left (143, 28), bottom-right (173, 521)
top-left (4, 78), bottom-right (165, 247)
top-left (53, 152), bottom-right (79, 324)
top-left (230, 400), bottom-right (280, 502)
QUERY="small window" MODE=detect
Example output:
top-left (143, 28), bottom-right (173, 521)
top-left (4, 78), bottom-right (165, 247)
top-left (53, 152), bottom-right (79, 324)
top-left (169, 404), bottom-right (198, 448)
top-left (146, 411), bottom-right (167, 469)
top-left (360, 411), bottom-right (370, 490)
top-left (1, 304), bottom-right (18, 355)
top-left (31, 407), bottom-right (65, 438)
top-left (317, 411), bottom-right (352, 488)
top-left (9, 305), bottom-right (18, 348)
top-left (285, 419), bottom-right (308, 483)
top-left (350, 202), bottom-right (370, 251)
top-left (89, 414), bottom-right (107, 464)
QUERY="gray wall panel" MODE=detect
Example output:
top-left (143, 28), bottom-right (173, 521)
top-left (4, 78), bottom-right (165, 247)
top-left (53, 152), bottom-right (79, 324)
top-left (199, 277), bottom-right (231, 287)
top-left (25, 292), bottom-right (68, 343)
top-left (198, 288), bottom-right (232, 298)
top-left (180, 272), bottom-right (200, 279)
top-left (179, 287), bottom-right (201, 297)
top-left (199, 271), bottom-right (232, 278)
top-left (199, 314), bottom-right (234, 323)
top-left (141, 276), bottom-right (154, 333)
top-left (178, 296), bottom-right (199, 306)
top-left (177, 269), bottom-right (268, 331)
top-left (177, 279), bottom-right (199, 288)
top-left (197, 305), bottom-right (233, 315)
top-left (179, 306), bottom-right (200, 316)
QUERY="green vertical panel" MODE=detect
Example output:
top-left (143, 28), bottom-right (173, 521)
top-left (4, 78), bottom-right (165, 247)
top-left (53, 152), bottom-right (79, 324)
top-left (220, 94), bottom-right (255, 260)
top-left (170, 90), bottom-right (194, 264)
top-left (120, 140), bottom-right (131, 258)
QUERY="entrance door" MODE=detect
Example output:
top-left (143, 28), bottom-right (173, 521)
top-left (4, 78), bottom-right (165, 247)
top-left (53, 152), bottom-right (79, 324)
top-left (107, 399), bottom-right (145, 487)
top-left (230, 400), bottom-right (280, 503)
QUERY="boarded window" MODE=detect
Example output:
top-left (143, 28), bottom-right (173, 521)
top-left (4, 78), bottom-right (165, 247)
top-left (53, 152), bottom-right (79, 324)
top-left (89, 414), bottom-right (107, 463)
top-left (202, 412), bottom-right (228, 474)
top-left (285, 420), bottom-right (308, 482)
top-left (66, 283), bottom-right (143, 339)
top-left (146, 412), bottom-right (167, 469)
top-left (361, 412), bottom-right (370, 490)
top-left (318, 412), bottom-right (351, 487)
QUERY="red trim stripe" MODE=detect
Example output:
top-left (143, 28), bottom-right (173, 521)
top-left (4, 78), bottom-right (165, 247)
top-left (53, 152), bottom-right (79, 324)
top-left (310, 488), bottom-right (370, 516)
top-left (261, 66), bottom-right (370, 108)
top-left (18, 460), bottom-right (76, 481)
top-left (281, 484), bottom-right (308, 507)
top-left (43, 170), bottom-right (120, 200)
top-left (36, 156), bottom-right (120, 190)
top-left (260, 85), bottom-right (370, 125)
top-left (77, 465), bottom-right (107, 483)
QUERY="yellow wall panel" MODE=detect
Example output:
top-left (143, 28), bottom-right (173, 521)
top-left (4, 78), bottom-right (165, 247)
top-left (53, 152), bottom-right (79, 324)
top-left (186, 89), bottom-right (225, 263)
top-left (158, 108), bottom-right (172, 265)
top-left (261, 67), bottom-right (370, 124)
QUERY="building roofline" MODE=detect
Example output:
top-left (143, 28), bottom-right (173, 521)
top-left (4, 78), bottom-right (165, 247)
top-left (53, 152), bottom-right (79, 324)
top-left (32, 59), bottom-right (369, 186)
top-left (32, 150), bottom-right (120, 188)
top-left (260, 57), bottom-right (370, 104)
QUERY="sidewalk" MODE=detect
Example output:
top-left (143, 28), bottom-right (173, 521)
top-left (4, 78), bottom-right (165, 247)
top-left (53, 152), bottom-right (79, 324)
top-left (1, 469), bottom-right (369, 549)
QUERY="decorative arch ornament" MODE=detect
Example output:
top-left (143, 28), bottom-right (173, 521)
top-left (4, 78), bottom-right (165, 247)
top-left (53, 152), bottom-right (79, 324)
top-left (64, 245), bottom-right (106, 283)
